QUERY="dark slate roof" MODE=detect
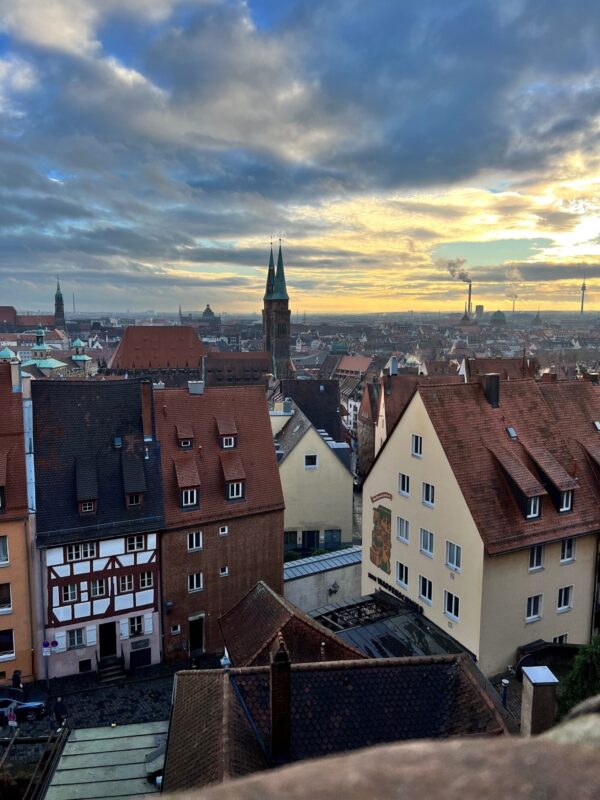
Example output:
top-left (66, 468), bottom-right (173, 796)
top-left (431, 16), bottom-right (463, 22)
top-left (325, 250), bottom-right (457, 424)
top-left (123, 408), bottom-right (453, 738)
top-left (163, 654), bottom-right (511, 792)
top-left (32, 380), bottom-right (164, 545)
top-left (273, 404), bottom-right (312, 464)
top-left (278, 379), bottom-right (342, 441)
top-left (219, 581), bottom-right (363, 667)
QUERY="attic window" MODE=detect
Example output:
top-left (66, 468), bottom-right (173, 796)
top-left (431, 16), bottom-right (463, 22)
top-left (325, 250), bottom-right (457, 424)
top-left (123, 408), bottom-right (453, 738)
top-left (526, 496), bottom-right (541, 519)
top-left (180, 439), bottom-right (192, 449)
top-left (114, 437), bottom-right (123, 449)
top-left (126, 493), bottom-right (143, 508)
top-left (227, 481), bottom-right (245, 501)
top-left (560, 490), bottom-right (573, 513)
top-left (79, 500), bottom-right (96, 515)
top-left (222, 436), bottom-right (236, 449)
top-left (506, 426), bottom-right (518, 440)
top-left (181, 488), bottom-right (199, 508)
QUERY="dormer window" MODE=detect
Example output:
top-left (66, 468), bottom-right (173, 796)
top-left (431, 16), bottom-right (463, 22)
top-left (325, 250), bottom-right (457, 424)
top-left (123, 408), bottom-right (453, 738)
top-left (227, 481), bottom-right (244, 501)
top-left (526, 496), bottom-right (541, 519)
top-left (80, 500), bottom-right (96, 515)
top-left (180, 439), bottom-right (192, 449)
top-left (181, 488), bottom-right (199, 508)
top-left (559, 490), bottom-right (573, 513)
top-left (126, 493), bottom-right (143, 508)
top-left (176, 425), bottom-right (194, 449)
top-left (222, 436), bottom-right (236, 449)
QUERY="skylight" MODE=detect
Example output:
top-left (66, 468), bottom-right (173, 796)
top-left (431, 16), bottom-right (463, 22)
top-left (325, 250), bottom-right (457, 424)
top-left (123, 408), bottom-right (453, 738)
top-left (594, 421), bottom-right (600, 431)
top-left (506, 426), bottom-right (518, 440)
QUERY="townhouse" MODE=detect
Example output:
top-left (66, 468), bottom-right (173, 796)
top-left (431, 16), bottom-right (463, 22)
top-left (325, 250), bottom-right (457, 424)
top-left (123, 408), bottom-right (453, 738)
top-left (155, 381), bottom-right (284, 660)
top-left (31, 380), bottom-right (164, 679)
top-left (363, 375), bottom-right (600, 675)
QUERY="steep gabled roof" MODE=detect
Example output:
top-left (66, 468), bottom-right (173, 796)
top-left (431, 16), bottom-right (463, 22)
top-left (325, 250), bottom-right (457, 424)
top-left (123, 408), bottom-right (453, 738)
top-left (107, 325), bottom-right (207, 370)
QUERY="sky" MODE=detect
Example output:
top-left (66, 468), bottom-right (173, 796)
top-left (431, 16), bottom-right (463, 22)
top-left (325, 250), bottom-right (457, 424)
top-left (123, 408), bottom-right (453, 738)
top-left (2, 0), bottom-right (600, 314)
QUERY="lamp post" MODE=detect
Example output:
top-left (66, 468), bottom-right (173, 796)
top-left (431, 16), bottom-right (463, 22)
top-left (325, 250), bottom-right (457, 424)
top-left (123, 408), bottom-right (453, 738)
top-left (42, 639), bottom-right (59, 691)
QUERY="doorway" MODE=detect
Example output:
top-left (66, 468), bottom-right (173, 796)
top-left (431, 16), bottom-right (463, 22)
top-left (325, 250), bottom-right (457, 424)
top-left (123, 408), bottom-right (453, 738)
top-left (189, 616), bottom-right (204, 656)
top-left (99, 622), bottom-right (117, 659)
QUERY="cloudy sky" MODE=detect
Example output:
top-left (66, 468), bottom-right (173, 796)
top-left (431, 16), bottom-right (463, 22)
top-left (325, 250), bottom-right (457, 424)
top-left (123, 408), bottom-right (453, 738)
top-left (2, 0), bottom-right (600, 314)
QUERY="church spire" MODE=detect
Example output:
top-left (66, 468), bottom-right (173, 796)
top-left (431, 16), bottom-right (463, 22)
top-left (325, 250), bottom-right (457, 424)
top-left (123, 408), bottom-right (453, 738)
top-left (54, 276), bottom-right (65, 329)
top-left (272, 241), bottom-right (289, 301)
top-left (264, 243), bottom-right (275, 300)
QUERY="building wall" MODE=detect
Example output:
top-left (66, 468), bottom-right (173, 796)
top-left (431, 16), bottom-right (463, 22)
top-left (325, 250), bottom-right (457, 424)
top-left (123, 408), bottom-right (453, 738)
top-left (479, 535), bottom-right (597, 676)
top-left (374, 390), bottom-right (387, 456)
top-left (284, 563), bottom-right (362, 613)
top-left (161, 509), bottom-right (284, 660)
top-left (361, 392), bottom-right (485, 662)
top-left (280, 427), bottom-right (353, 549)
top-left (0, 518), bottom-right (35, 684)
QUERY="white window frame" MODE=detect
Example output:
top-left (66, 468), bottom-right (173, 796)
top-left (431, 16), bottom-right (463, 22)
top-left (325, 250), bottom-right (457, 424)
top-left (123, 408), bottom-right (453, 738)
top-left (179, 439), bottom-right (192, 449)
top-left (559, 490), bottom-right (573, 512)
top-left (398, 473), bottom-right (410, 496)
top-left (182, 488), bottom-right (198, 507)
top-left (126, 535), bottom-right (145, 552)
top-left (129, 615), bottom-right (143, 637)
top-left (127, 493), bottom-right (142, 507)
top-left (0, 536), bottom-right (8, 566)
top-left (304, 454), bottom-right (319, 469)
top-left (526, 496), bottom-right (540, 519)
top-left (422, 482), bottom-right (435, 508)
top-left (80, 500), bottom-right (95, 513)
top-left (560, 538), bottom-right (575, 563)
top-left (0, 628), bottom-right (15, 659)
top-left (171, 624), bottom-right (181, 635)
top-left (220, 566), bottom-right (229, 577)
top-left (66, 542), bottom-right (97, 562)
top-left (396, 516), bottom-right (409, 543)
top-left (67, 628), bottom-right (85, 650)
top-left (62, 584), bottom-right (78, 603)
top-left (188, 572), bottom-right (203, 593)
top-left (444, 590), bottom-right (460, 621)
top-left (411, 434), bottom-right (423, 457)
top-left (228, 482), bottom-right (244, 500)
top-left (219, 525), bottom-right (229, 536)
top-left (119, 574), bottom-right (133, 593)
top-left (396, 561), bottom-right (408, 589)
top-left (187, 531), bottom-right (203, 551)
top-left (222, 436), bottom-right (235, 449)
top-left (526, 594), bottom-right (542, 622)
top-left (557, 585), bottom-right (573, 613)
top-left (419, 528), bottom-right (434, 558)
top-left (528, 544), bottom-right (544, 572)
top-left (419, 575), bottom-right (432, 604)
top-left (446, 541), bottom-right (462, 571)
top-left (90, 579), bottom-right (106, 598)
top-left (553, 633), bottom-right (568, 644)
top-left (140, 571), bottom-right (153, 589)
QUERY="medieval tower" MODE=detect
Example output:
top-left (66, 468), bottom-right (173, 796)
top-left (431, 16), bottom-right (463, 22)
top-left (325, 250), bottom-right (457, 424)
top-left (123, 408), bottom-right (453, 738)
top-left (263, 243), bottom-right (291, 378)
top-left (54, 279), bottom-right (65, 329)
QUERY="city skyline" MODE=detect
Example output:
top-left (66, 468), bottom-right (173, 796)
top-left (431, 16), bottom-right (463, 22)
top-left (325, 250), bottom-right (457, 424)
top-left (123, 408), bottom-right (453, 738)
top-left (2, 1), bottom-right (600, 312)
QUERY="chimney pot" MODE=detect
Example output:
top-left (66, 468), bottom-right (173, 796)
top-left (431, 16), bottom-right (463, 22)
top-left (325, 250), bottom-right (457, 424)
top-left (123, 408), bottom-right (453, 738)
top-left (521, 666), bottom-right (559, 736)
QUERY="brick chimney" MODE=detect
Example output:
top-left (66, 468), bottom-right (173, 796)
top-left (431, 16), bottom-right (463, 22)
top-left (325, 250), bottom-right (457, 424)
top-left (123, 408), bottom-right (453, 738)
top-left (521, 666), bottom-right (559, 735)
top-left (270, 635), bottom-right (291, 763)
top-left (541, 372), bottom-right (557, 384)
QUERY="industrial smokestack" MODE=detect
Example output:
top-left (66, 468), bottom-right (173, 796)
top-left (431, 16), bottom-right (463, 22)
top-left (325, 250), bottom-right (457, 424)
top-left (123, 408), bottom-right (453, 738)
top-left (581, 277), bottom-right (587, 315)
top-left (468, 281), bottom-right (472, 317)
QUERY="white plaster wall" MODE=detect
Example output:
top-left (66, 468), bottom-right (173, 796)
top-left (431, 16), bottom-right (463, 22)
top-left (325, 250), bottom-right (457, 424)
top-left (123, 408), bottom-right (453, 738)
top-left (284, 563), bottom-right (362, 612)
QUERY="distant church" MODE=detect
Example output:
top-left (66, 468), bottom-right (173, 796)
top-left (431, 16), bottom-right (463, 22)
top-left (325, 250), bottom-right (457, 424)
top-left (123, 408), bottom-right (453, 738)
top-left (263, 242), bottom-right (292, 379)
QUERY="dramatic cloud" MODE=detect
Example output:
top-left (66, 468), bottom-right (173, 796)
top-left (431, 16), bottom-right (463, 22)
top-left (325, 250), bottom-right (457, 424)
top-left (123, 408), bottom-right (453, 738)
top-left (2, 0), bottom-right (600, 312)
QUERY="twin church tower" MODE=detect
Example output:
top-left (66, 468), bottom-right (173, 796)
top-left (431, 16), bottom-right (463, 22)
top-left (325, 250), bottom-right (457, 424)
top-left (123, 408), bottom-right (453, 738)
top-left (262, 242), bottom-right (291, 379)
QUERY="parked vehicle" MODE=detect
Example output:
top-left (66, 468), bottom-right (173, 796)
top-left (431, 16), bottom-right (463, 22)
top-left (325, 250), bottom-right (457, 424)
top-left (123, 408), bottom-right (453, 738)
top-left (0, 697), bottom-right (47, 723)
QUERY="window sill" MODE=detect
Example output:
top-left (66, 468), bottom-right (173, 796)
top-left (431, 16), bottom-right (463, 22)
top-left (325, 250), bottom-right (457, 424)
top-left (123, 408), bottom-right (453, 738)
top-left (557, 606), bottom-right (572, 615)
top-left (398, 492), bottom-right (409, 498)
top-left (67, 645), bottom-right (86, 651)
top-left (0, 653), bottom-right (16, 662)
top-left (411, 453), bottom-right (422, 459)
top-left (397, 537), bottom-right (409, 545)
top-left (560, 559), bottom-right (575, 565)
top-left (525, 616), bottom-right (542, 623)
top-left (444, 612), bottom-right (459, 623)
top-left (446, 563), bottom-right (461, 573)
top-left (188, 588), bottom-right (203, 594)
top-left (419, 549), bottom-right (434, 559)
top-left (0, 607), bottom-right (12, 615)
top-left (187, 548), bottom-right (203, 553)
top-left (396, 581), bottom-right (408, 591)
top-left (528, 566), bottom-right (544, 574)
top-left (419, 596), bottom-right (432, 606)
top-left (0, 562), bottom-right (9, 568)
top-left (422, 502), bottom-right (434, 509)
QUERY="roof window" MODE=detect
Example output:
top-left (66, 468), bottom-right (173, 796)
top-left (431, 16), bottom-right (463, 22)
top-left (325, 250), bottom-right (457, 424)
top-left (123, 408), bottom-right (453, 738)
top-left (506, 426), bottom-right (518, 440)
top-left (594, 421), bottom-right (600, 431)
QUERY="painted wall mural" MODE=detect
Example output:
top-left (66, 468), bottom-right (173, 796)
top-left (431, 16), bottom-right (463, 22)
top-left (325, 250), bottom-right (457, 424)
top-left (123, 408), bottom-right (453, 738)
top-left (369, 504), bottom-right (391, 574)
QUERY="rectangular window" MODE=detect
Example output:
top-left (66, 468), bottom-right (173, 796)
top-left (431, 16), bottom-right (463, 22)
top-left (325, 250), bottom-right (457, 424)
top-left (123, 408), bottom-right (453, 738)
top-left (396, 561), bottom-right (408, 589)
top-left (0, 487), bottom-right (4, 510)
top-left (119, 575), bottom-right (133, 593)
top-left (419, 575), bottom-right (432, 604)
top-left (222, 436), bottom-right (235, 449)
top-left (446, 541), bottom-right (462, 571)
top-left (553, 633), bottom-right (568, 644)
top-left (304, 454), bottom-right (319, 468)
top-left (80, 500), bottom-right (95, 514)
top-left (140, 571), bottom-right (153, 589)
top-left (227, 482), bottom-right (244, 500)
top-left (529, 544), bottom-right (544, 571)
top-left (412, 434), bottom-right (423, 457)
top-left (396, 517), bottom-right (409, 543)
top-left (62, 584), bottom-right (78, 603)
top-left (179, 439), bottom-right (192, 449)
top-left (526, 594), bottom-right (542, 621)
top-left (182, 488), bottom-right (198, 507)
top-left (0, 628), bottom-right (14, 657)
top-left (219, 526), bottom-right (229, 536)
top-left (559, 490), bottom-right (573, 512)
top-left (66, 542), bottom-right (97, 562)
top-left (324, 529), bottom-right (342, 549)
top-left (398, 473), bottom-right (410, 496)
top-left (444, 590), bottom-right (460, 621)
top-left (129, 616), bottom-right (143, 637)
top-left (187, 531), bottom-right (203, 551)
top-left (0, 536), bottom-right (7, 565)
top-left (557, 586), bottom-right (573, 612)
top-left (126, 493), bottom-right (142, 507)
top-left (67, 628), bottom-right (85, 650)
top-left (0, 584), bottom-right (11, 611)
top-left (422, 482), bottom-right (435, 507)
top-left (188, 572), bottom-right (203, 592)
top-left (560, 538), bottom-right (575, 563)
top-left (126, 535), bottom-right (145, 552)
top-left (171, 624), bottom-right (181, 635)
top-left (90, 579), bottom-right (106, 598)
top-left (419, 528), bottom-right (434, 557)
top-left (220, 566), bottom-right (229, 577)
top-left (526, 496), bottom-right (540, 519)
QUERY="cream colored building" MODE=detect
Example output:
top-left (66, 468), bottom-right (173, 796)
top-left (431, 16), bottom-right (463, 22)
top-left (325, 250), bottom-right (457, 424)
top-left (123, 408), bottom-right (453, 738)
top-left (271, 402), bottom-right (353, 555)
top-left (362, 378), bottom-right (600, 676)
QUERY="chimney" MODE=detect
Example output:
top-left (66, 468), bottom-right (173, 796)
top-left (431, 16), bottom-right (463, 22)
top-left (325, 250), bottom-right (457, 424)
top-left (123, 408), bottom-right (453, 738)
top-left (389, 357), bottom-right (398, 376)
top-left (541, 372), bottom-right (557, 384)
top-left (10, 362), bottom-right (21, 393)
top-left (468, 281), bottom-right (472, 317)
top-left (270, 635), bottom-right (291, 763)
top-left (140, 381), bottom-right (153, 441)
top-left (483, 373), bottom-right (500, 408)
top-left (188, 380), bottom-right (205, 395)
top-left (589, 373), bottom-right (599, 385)
top-left (384, 373), bottom-right (392, 396)
top-left (521, 666), bottom-right (559, 736)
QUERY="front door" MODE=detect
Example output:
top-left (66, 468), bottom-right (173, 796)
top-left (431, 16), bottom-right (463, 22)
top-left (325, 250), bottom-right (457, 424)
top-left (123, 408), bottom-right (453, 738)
top-left (302, 530), bottom-right (319, 551)
top-left (99, 622), bottom-right (117, 659)
top-left (189, 616), bottom-right (204, 655)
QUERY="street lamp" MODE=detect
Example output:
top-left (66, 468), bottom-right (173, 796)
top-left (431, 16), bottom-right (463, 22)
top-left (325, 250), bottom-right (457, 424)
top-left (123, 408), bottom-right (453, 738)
top-left (42, 639), bottom-right (59, 690)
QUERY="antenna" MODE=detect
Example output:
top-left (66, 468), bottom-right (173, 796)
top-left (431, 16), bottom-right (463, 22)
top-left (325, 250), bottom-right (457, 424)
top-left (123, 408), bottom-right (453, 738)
top-left (581, 276), bottom-right (587, 315)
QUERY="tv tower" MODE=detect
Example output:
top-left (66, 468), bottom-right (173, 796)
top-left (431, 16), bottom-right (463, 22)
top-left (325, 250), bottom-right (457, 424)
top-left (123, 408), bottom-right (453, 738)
top-left (580, 276), bottom-right (587, 315)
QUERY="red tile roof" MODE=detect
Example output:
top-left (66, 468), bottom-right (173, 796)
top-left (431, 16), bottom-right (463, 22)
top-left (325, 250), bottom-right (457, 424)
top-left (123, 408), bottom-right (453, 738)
top-left (379, 374), bottom-right (463, 436)
top-left (173, 452), bottom-right (201, 489)
top-left (486, 445), bottom-right (546, 498)
top-left (107, 325), bottom-right (207, 370)
top-left (465, 357), bottom-right (537, 381)
top-left (407, 380), bottom-right (600, 554)
top-left (0, 306), bottom-right (17, 324)
top-left (155, 385), bottom-right (284, 528)
top-left (0, 364), bottom-right (28, 519)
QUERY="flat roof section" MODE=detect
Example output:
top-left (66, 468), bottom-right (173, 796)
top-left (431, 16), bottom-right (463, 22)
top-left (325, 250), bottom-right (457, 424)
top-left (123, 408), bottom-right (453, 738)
top-left (283, 546), bottom-right (362, 580)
